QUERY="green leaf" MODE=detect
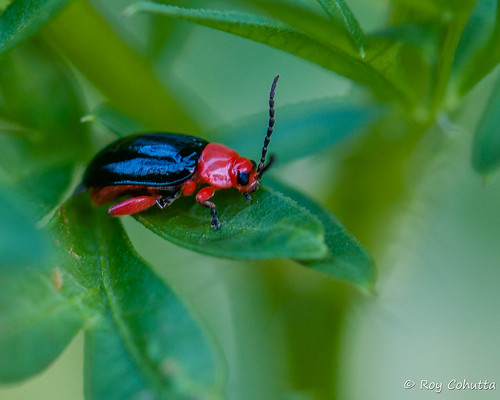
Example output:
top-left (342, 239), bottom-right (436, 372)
top-left (43, 0), bottom-right (198, 133)
top-left (0, 40), bottom-right (90, 217)
top-left (391, 0), bottom-right (475, 22)
top-left (0, 187), bottom-right (84, 383)
top-left (134, 187), bottom-right (328, 260)
top-left (472, 74), bottom-right (500, 175)
top-left (0, 0), bottom-right (69, 55)
top-left (250, 0), bottom-right (362, 56)
top-left (266, 178), bottom-right (375, 289)
top-left (0, 41), bottom-right (88, 159)
top-left (0, 39), bottom-right (94, 383)
top-left (452, 0), bottom-right (497, 69)
top-left (82, 103), bottom-right (148, 139)
top-left (390, 0), bottom-right (477, 110)
top-left (432, 3), bottom-right (477, 109)
top-left (0, 265), bottom-right (84, 382)
top-left (0, 186), bottom-right (50, 269)
top-left (55, 199), bottom-right (221, 399)
top-left (218, 98), bottom-right (378, 165)
top-left (315, 0), bottom-right (365, 49)
top-left (126, 2), bottom-right (410, 105)
top-left (458, 0), bottom-right (500, 96)
top-left (362, 24), bottom-right (437, 111)
top-left (391, 0), bottom-right (445, 22)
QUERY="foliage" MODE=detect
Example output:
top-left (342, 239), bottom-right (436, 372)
top-left (1, 0), bottom-right (499, 399)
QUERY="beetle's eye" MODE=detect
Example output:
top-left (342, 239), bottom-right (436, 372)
top-left (237, 171), bottom-right (250, 186)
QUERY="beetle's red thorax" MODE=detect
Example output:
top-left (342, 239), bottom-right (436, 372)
top-left (197, 143), bottom-right (239, 188)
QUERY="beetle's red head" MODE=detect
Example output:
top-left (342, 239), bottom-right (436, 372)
top-left (229, 154), bottom-right (275, 195)
top-left (230, 157), bottom-right (258, 193)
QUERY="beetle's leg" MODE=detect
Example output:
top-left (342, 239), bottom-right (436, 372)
top-left (182, 179), bottom-right (197, 196)
top-left (196, 186), bottom-right (220, 229)
top-left (108, 196), bottom-right (159, 216)
top-left (156, 198), bottom-right (168, 209)
top-left (156, 190), bottom-right (181, 209)
top-left (243, 193), bottom-right (252, 202)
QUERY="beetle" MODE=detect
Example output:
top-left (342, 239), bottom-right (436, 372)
top-left (78, 75), bottom-right (279, 229)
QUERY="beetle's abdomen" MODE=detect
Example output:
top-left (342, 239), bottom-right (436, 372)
top-left (83, 133), bottom-right (208, 187)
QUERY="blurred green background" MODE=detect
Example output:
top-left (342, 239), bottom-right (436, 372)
top-left (1, 0), bottom-right (500, 399)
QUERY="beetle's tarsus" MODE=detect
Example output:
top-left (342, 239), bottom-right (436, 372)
top-left (243, 193), bottom-right (252, 202)
top-left (156, 198), bottom-right (167, 208)
top-left (200, 200), bottom-right (220, 229)
top-left (208, 204), bottom-right (220, 230)
top-left (211, 214), bottom-right (221, 230)
top-left (156, 194), bottom-right (178, 209)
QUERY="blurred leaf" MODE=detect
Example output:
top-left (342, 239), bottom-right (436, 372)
top-left (134, 187), bottom-right (328, 260)
top-left (266, 178), bottom-right (375, 289)
top-left (0, 265), bottom-right (84, 382)
top-left (452, 0), bottom-right (497, 73)
top-left (0, 41), bottom-right (88, 158)
top-left (0, 40), bottom-right (90, 217)
top-left (0, 187), bottom-right (83, 383)
top-left (434, 6), bottom-right (476, 110)
top-left (0, 0), bottom-right (69, 55)
top-left (472, 74), bottom-right (500, 175)
top-left (0, 39), bottom-right (90, 385)
top-left (218, 98), bottom-right (378, 165)
top-left (391, 0), bottom-right (475, 22)
top-left (315, 0), bottom-right (364, 49)
top-left (43, 0), bottom-right (198, 133)
top-left (363, 24), bottom-right (437, 111)
top-left (328, 115), bottom-right (431, 251)
top-left (145, 0), bottom-right (202, 61)
top-left (391, 0), bottom-right (477, 109)
top-left (0, 186), bottom-right (50, 269)
top-left (391, 1), bottom-right (441, 23)
top-left (458, 0), bottom-right (500, 96)
top-left (126, 2), bottom-right (410, 104)
top-left (55, 198), bottom-right (222, 399)
top-left (83, 103), bottom-right (148, 138)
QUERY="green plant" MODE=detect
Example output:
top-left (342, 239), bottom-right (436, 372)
top-left (1, 0), bottom-right (499, 399)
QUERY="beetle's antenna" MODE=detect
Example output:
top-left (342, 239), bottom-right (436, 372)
top-left (257, 75), bottom-right (279, 175)
top-left (258, 154), bottom-right (274, 176)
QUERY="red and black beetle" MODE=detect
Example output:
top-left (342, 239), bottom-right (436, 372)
top-left (78, 75), bottom-right (279, 229)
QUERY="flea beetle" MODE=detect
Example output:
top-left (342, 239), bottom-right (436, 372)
top-left (78, 75), bottom-right (279, 229)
